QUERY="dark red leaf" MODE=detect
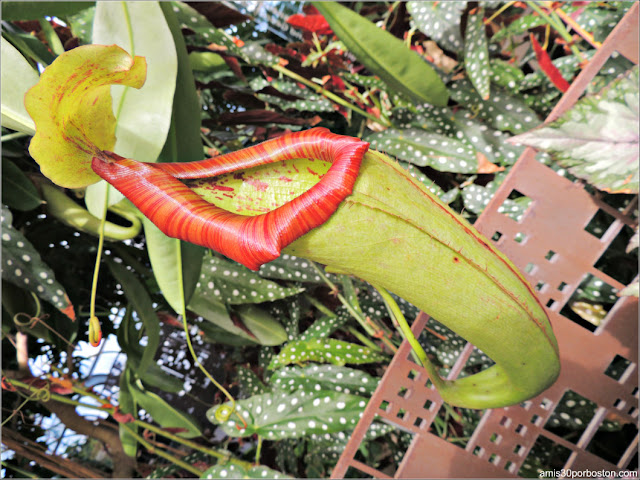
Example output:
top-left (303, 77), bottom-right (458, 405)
top-left (286, 14), bottom-right (333, 35)
top-left (530, 34), bottom-right (570, 93)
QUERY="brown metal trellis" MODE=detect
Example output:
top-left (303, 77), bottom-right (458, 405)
top-left (332, 4), bottom-right (639, 478)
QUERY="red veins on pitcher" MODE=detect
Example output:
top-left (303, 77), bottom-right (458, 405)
top-left (91, 128), bottom-right (368, 271)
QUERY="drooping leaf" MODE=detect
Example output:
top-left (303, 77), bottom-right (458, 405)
top-left (530, 34), bottom-right (570, 93)
top-left (24, 44), bottom-right (146, 188)
top-left (85, 1), bottom-right (178, 214)
top-left (270, 364), bottom-right (378, 396)
top-left (129, 383), bottom-right (202, 438)
top-left (464, 7), bottom-right (490, 100)
top-left (106, 259), bottom-right (159, 376)
top-left (1, 206), bottom-right (75, 320)
top-left (236, 305), bottom-right (289, 346)
top-left (201, 464), bottom-right (291, 479)
top-left (1, 158), bottom-right (42, 211)
top-left (509, 67), bottom-right (639, 193)
top-left (268, 338), bottom-right (387, 370)
top-left (408, 1), bottom-right (465, 53)
top-left (207, 389), bottom-right (367, 440)
top-left (314, 2), bottom-right (449, 106)
top-left (1, 37), bottom-right (39, 135)
top-left (193, 255), bottom-right (304, 305)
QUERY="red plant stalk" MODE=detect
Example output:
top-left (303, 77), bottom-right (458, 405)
top-left (91, 128), bottom-right (368, 271)
top-left (530, 33), bottom-right (571, 92)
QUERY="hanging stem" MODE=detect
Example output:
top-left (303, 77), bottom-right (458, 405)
top-left (255, 435), bottom-right (263, 464)
top-left (272, 64), bottom-right (391, 127)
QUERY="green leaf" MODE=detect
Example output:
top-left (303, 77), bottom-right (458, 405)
top-left (268, 338), bottom-right (387, 370)
top-left (464, 7), bottom-right (490, 100)
top-left (193, 255), bottom-right (303, 305)
top-left (250, 77), bottom-right (335, 113)
top-left (1, 206), bottom-right (75, 320)
top-left (398, 161), bottom-right (446, 197)
top-left (366, 128), bottom-right (478, 173)
top-left (129, 383), bottom-right (202, 438)
top-left (24, 44), bottom-right (146, 188)
top-left (237, 366), bottom-right (271, 396)
top-left (106, 259), bottom-right (159, 376)
top-left (1, 158), bottom-right (41, 211)
top-left (314, 2), bottom-right (449, 106)
top-left (1, 2), bottom-right (95, 20)
top-left (86, 0), bottom-right (178, 214)
top-left (236, 305), bottom-right (289, 346)
top-left (450, 79), bottom-right (540, 134)
top-left (137, 363), bottom-right (184, 394)
top-left (490, 58), bottom-right (525, 92)
top-left (490, 13), bottom-right (546, 42)
top-left (408, 1), bottom-right (465, 53)
top-left (298, 312), bottom-right (349, 341)
top-left (1, 37), bottom-right (39, 135)
top-left (259, 254), bottom-right (326, 284)
top-left (118, 369), bottom-right (138, 457)
top-left (270, 364), bottom-right (378, 396)
top-left (509, 66), bottom-right (639, 193)
top-left (201, 464), bottom-right (291, 479)
top-left (207, 389), bottom-right (367, 440)
top-left (67, 5), bottom-right (95, 45)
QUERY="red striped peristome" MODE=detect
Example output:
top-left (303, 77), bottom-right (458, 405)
top-left (91, 128), bottom-right (369, 270)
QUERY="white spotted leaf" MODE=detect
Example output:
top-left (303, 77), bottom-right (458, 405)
top-left (408, 1), bottom-right (464, 53)
top-left (270, 364), bottom-right (378, 396)
top-left (268, 338), bottom-right (387, 370)
top-left (259, 254), bottom-right (326, 284)
top-left (464, 7), bottom-right (490, 100)
top-left (509, 67), bottom-right (639, 193)
top-left (490, 59), bottom-right (524, 92)
top-left (367, 128), bottom-right (477, 173)
top-left (490, 13), bottom-right (546, 42)
top-left (200, 464), bottom-right (291, 479)
top-left (195, 255), bottom-right (303, 305)
top-left (250, 77), bottom-right (334, 112)
top-left (1, 206), bottom-right (75, 320)
top-left (298, 311), bottom-right (349, 341)
top-left (207, 389), bottom-right (367, 440)
top-left (450, 79), bottom-right (540, 134)
top-left (237, 366), bottom-right (271, 396)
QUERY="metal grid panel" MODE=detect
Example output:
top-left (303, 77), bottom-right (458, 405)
top-left (332, 4), bottom-right (638, 478)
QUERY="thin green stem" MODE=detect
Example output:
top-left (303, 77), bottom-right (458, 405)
top-left (484, 1), bottom-right (516, 25)
top-left (255, 435), bottom-right (263, 464)
top-left (89, 189), bottom-right (110, 320)
top-left (1, 461), bottom-right (39, 479)
top-left (527, 1), bottom-right (584, 61)
top-left (120, 423), bottom-right (204, 477)
top-left (273, 64), bottom-right (391, 127)
top-left (1, 131), bottom-right (30, 142)
top-left (371, 283), bottom-right (446, 391)
top-left (346, 326), bottom-right (382, 352)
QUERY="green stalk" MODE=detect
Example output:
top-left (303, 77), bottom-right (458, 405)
top-left (273, 64), bottom-right (391, 127)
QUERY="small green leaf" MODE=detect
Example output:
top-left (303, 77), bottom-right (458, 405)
top-left (207, 389), bottom-right (367, 440)
top-left (464, 7), bottom-right (490, 100)
top-left (510, 67), bottom-right (639, 193)
top-left (1, 206), bottom-right (75, 320)
top-left (270, 364), bottom-right (378, 396)
top-left (193, 255), bottom-right (304, 305)
top-left (236, 305), bottom-right (289, 346)
top-left (237, 366), bottom-right (271, 396)
top-left (408, 1), bottom-right (464, 52)
top-left (315, 2), bottom-right (449, 106)
top-left (106, 259), bottom-right (159, 376)
top-left (201, 464), bottom-right (291, 479)
top-left (129, 383), bottom-right (202, 438)
top-left (1, 158), bottom-right (42, 211)
top-left (1, 37), bottom-right (39, 135)
top-left (268, 338), bottom-right (387, 370)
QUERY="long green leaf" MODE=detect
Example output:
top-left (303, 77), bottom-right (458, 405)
top-left (314, 2), bottom-right (448, 106)
top-left (106, 259), bottom-right (159, 376)
top-left (1, 37), bottom-right (38, 134)
top-left (2, 2), bottom-right (95, 20)
top-left (118, 369), bottom-right (138, 458)
top-left (1, 158), bottom-right (41, 211)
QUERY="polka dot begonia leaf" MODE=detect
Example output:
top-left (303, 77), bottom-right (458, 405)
top-left (572, 2), bottom-right (631, 43)
top-left (279, 297), bottom-right (301, 341)
top-left (357, 286), bottom-right (419, 324)
top-left (148, 451), bottom-right (209, 478)
top-left (194, 254), bottom-right (304, 305)
top-left (1, 206), bottom-right (75, 320)
top-left (490, 13), bottom-right (546, 43)
top-left (259, 254), bottom-right (326, 284)
top-left (237, 365), bottom-right (271, 397)
top-left (249, 77), bottom-right (335, 113)
top-left (66, 5), bottom-right (95, 45)
top-left (520, 51), bottom-right (595, 91)
top-left (270, 364), bottom-right (378, 397)
top-left (298, 310), bottom-right (349, 341)
top-left (268, 338), bottom-right (388, 370)
top-left (449, 79), bottom-right (540, 134)
top-left (341, 72), bottom-right (388, 91)
top-left (489, 58), bottom-right (525, 93)
top-left (509, 66), bottom-right (639, 194)
top-left (366, 128), bottom-right (478, 173)
top-left (398, 161), bottom-right (445, 198)
top-left (259, 346), bottom-right (276, 371)
top-left (241, 42), bottom-right (281, 67)
top-left (464, 7), bottom-right (491, 100)
top-left (200, 463), bottom-right (291, 479)
top-left (460, 171), bottom-right (531, 221)
top-left (206, 389), bottom-right (368, 440)
top-left (407, 1), bottom-right (465, 53)
top-left (574, 276), bottom-right (619, 305)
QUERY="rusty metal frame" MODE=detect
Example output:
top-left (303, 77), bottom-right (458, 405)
top-left (332, 4), bottom-right (639, 478)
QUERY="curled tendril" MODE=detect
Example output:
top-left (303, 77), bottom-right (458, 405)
top-left (213, 404), bottom-right (248, 431)
top-left (13, 312), bottom-right (48, 329)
